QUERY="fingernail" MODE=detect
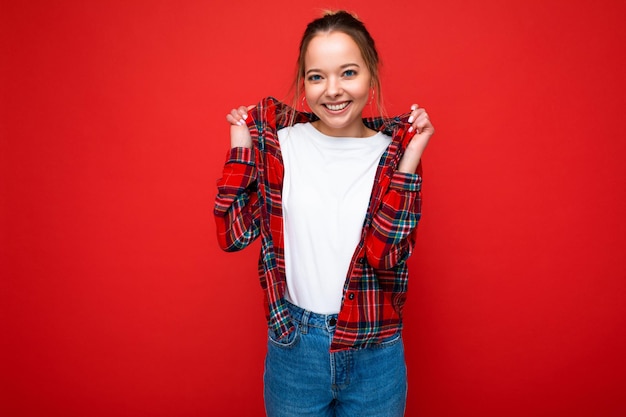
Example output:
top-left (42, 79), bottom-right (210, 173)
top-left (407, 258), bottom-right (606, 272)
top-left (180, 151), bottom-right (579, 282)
top-left (240, 119), bottom-right (246, 125)
top-left (237, 120), bottom-right (243, 126)
top-left (408, 116), bottom-right (414, 124)
top-left (408, 126), bottom-right (413, 133)
top-left (242, 114), bottom-right (248, 120)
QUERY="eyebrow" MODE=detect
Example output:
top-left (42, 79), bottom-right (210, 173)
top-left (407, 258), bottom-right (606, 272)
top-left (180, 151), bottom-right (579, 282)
top-left (305, 63), bottom-right (361, 75)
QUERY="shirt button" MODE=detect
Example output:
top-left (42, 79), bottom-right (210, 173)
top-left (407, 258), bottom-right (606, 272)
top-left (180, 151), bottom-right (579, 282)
top-left (348, 293), bottom-right (355, 300)
top-left (328, 318), bottom-right (337, 326)
top-left (358, 257), bottom-right (365, 264)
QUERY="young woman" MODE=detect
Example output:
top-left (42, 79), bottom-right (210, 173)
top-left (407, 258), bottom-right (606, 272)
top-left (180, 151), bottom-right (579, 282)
top-left (215, 10), bottom-right (434, 417)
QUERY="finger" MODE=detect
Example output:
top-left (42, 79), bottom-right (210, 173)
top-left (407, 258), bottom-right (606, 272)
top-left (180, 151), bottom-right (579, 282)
top-left (226, 109), bottom-right (246, 126)
top-left (415, 112), bottom-right (430, 128)
top-left (408, 104), bottom-right (417, 123)
top-left (408, 105), bottom-right (422, 124)
top-left (225, 112), bottom-right (238, 125)
top-left (237, 105), bottom-right (255, 122)
top-left (235, 108), bottom-right (249, 125)
top-left (234, 105), bottom-right (255, 125)
top-left (240, 105), bottom-right (255, 124)
top-left (416, 115), bottom-right (434, 135)
top-left (408, 109), bottom-right (425, 127)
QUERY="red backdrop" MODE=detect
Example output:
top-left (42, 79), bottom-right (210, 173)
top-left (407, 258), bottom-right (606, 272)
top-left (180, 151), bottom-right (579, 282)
top-left (2, 0), bottom-right (625, 416)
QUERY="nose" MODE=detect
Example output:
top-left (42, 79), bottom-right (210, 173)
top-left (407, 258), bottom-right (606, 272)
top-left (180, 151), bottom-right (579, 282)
top-left (325, 76), bottom-right (342, 97)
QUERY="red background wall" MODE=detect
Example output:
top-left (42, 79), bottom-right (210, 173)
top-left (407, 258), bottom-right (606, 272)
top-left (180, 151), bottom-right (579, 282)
top-left (2, 0), bottom-right (625, 416)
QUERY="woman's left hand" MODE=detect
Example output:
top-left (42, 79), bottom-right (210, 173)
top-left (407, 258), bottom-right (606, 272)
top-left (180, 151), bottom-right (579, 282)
top-left (397, 104), bottom-right (435, 173)
top-left (408, 103), bottom-right (434, 139)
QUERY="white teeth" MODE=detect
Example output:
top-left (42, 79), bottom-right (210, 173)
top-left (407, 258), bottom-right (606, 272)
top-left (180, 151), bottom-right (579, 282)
top-left (325, 102), bottom-right (349, 111)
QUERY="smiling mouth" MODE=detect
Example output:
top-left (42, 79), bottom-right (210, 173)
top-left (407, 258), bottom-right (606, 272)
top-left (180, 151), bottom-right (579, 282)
top-left (324, 101), bottom-right (350, 111)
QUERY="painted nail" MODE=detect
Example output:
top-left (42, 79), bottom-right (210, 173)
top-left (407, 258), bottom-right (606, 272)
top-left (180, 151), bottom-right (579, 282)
top-left (242, 114), bottom-right (248, 120)
top-left (408, 116), bottom-right (414, 123)
top-left (408, 126), bottom-right (414, 133)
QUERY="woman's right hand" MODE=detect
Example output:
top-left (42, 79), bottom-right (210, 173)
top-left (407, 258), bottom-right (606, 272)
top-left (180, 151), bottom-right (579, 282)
top-left (226, 105), bottom-right (255, 149)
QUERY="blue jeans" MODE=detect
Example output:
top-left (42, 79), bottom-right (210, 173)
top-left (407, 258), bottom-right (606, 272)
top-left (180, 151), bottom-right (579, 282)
top-left (264, 301), bottom-right (407, 417)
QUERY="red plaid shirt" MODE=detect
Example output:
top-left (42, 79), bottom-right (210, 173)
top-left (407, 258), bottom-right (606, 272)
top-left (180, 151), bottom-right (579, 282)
top-left (214, 97), bottom-right (422, 351)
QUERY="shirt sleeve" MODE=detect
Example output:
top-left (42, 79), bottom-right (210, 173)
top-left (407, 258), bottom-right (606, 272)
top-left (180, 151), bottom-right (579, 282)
top-left (364, 170), bottom-right (422, 270)
top-left (213, 147), bottom-right (261, 251)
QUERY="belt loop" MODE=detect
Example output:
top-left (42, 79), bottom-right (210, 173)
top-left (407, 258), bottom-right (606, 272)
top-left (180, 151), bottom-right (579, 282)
top-left (300, 309), bottom-right (310, 334)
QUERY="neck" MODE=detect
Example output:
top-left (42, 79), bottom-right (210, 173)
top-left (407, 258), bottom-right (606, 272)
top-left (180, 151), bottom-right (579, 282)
top-left (311, 120), bottom-right (375, 138)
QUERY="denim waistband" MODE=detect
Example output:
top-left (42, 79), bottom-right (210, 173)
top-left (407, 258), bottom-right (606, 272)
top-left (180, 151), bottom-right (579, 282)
top-left (286, 300), bottom-right (339, 330)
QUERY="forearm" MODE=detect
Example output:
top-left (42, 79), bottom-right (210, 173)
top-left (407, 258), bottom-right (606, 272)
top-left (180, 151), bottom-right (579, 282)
top-left (396, 145), bottom-right (422, 174)
top-left (365, 171), bottom-right (422, 269)
top-left (214, 147), bottom-right (260, 251)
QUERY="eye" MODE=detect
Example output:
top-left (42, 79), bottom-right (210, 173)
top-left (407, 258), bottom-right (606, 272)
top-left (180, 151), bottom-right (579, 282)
top-left (307, 74), bottom-right (322, 82)
top-left (343, 69), bottom-right (357, 77)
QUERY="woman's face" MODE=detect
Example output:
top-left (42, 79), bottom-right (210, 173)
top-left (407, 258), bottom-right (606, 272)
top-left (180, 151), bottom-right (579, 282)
top-left (304, 31), bottom-right (372, 137)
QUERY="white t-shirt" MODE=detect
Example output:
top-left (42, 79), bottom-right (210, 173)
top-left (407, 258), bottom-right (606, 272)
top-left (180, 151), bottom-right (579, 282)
top-left (278, 122), bottom-right (391, 314)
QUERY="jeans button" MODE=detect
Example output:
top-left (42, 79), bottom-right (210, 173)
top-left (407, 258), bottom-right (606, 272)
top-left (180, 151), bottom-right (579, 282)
top-left (328, 318), bottom-right (337, 326)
